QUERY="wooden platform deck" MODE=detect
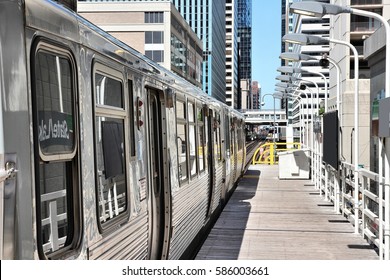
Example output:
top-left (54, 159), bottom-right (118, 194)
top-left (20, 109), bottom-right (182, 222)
top-left (196, 165), bottom-right (379, 260)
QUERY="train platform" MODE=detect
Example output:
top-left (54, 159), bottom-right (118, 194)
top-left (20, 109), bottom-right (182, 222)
top-left (195, 164), bottom-right (379, 260)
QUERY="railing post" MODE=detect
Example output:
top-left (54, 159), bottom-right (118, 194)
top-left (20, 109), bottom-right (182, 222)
top-left (361, 174), bottom-right (367, 238)
top-left (270, 144), bottom-right (274, 165)
top-left (335, 168), bottom-right (340, 214)
top-left (354, 167), bottom-right (360, 234)
top-left (341, 163), bottom-right (346, 216)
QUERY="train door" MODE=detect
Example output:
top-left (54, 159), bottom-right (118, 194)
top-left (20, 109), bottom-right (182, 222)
top-left (205, 108), bottom-right (215, 217)
top-left (230, 119), bottom-right (238, 189)
top-left (147, 88), bottom-right (170, 259)
top-left (222, 114), bottom-right (231, 201)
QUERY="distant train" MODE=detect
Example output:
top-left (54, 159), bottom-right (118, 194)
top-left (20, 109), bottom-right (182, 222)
top-left (0, 0), bottom-right (246, 259)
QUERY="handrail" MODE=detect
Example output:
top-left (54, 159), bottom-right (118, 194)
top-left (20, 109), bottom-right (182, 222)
top-left (252, 142), bottom-right (302, 165)
top-left (322, 161), bottom-right (388, 260)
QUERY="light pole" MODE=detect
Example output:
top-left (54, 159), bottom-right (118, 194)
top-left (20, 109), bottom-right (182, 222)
top-left (261, 93), bottom-right (277, 146)
top-left (278, 54), bottom-right (332, 201)
top-left (290, 1), bottom-right (390, 257)
top-left (282, 33), bottom-right (360, 230)
top-left (275, 69), bottom-right (320, 186)
top-left (278, 84), bottom-right (316, 182)
top-left (277, 64), bottom-right (328, 112)
top-left (276, 89), bottom-right (309, 147)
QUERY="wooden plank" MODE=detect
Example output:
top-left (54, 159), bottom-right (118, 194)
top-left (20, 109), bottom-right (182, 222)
top-left (196, 165), bottom-right (379, 260)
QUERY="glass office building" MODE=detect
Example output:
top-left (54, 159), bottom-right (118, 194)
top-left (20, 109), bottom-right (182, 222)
top-left (171, 0), bottom-right (227, 103)
top-left (237, 0), bottom-right (251, 82)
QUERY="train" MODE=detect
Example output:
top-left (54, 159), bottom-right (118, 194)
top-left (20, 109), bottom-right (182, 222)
top-left (0, 0), bottom-right (246, 259)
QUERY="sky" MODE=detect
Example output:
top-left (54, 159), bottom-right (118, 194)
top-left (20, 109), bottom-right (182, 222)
top-left (252, 1), bottom-right (282, 110)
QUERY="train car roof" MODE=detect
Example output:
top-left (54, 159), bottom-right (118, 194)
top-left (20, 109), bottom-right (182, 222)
top-left (25, 0), bottom-right (244, 119)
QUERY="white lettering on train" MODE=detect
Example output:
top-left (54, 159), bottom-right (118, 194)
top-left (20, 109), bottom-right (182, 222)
top-left (39, 118), bottom-right (70, 142)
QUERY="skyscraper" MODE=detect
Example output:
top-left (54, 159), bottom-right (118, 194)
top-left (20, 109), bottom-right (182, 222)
top-left (237, 0), bottom-right (252, 81)
top-left (171, 0), bottom-right (227, 103)
top-left (284, 0), bottom-right (330, 142)
top-left (330, 0), bottom-right (390, 170)
top-left (225, 0), bottom-right (239, 108)
top-left (78, 1), bottom-right (203, 88)
top-left (78, 0), bottom-right (227, 103)
top-left (251, 81), bottom-right (261, 109)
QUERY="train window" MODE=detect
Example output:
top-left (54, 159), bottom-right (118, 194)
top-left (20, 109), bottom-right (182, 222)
top-left (176, 100), bottom-right (188, 182)
top-left (188, 102), bottom-right (197, 176)
top-left (197, 107), bottom-right (205, 172)
top-left (225, 115), bottom-right (231, 157)
top-left (204, 112), bottom-right (209, 170)
top-left (214, 113), bottom-right (222, 162)
top-left (128, 80), bottom-right (135, 157)
top-left (32, 44), bottom-right (80, 259)
top-left (95, 73), bottom-right (124, 109)
top-left (94, 65), bottom-right (128, 229)
top-left (176, 100), bottom-right (185, 118)
top-left (35, 51), bottom-right (76, 158)
top-left (95, 117), bottom-right (127, 223)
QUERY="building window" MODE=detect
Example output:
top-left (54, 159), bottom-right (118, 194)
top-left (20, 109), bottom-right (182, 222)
top-left (145, 12), bottom-right (164, 23)
top-left (145, 31), bottom-right (164, 44)
top-left (145, 50), bottom-right (164, 63)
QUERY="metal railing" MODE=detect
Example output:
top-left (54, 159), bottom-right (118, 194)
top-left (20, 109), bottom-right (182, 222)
top-left (251, 139), bottom-right (389, 259)
top-left (252, 142), bottom-right (302, 165)
top-left (290, 142), bottom-right (389, 260)
top-left (318, 158), bottom-right (389, 260)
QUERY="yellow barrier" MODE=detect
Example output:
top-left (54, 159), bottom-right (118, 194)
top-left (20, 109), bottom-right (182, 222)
top-left (252, 142), bottom-right (302, 165)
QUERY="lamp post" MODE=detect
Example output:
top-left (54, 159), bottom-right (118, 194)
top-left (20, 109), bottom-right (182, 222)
top-left (275, 66), bottom-right (321, 187)
top-left (321, 55), bottom-right (341, 115)
top-left (261, 93), bottom-right (277, 145)
top-left (282, 33), bottom-right (360, 233)
top-left (278, 83), bottom-right (317, 183)
top-left (277, 56), bottom-right (332, 201)
top-left (277, 64), bottom-right (328, 112)
top-left (290, 1), bottom-right (390, 257)
top-left (276, 89), bottom-right (309, 147)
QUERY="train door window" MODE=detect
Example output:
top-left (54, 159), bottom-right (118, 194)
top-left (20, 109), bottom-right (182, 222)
top-left (176, 99), bottom-right (188, 182)
top-left (204, 110), bottom-right (209, 169)
top-left (188, 102), bottom-right (197, 176)
top-left (128, 80), bottom-right (136, 157)
top-left (93, 64), bottom-right (128, 229)
top-left (32, 43), bottom-right (80, 259)
top-left (197, 106), bottom-right (205, 172)
top-left (214, 112), bottom-right (222, 162)
top-left (225, 114), bottom-right (230, 157)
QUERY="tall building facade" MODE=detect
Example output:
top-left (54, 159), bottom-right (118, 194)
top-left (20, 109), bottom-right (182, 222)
top-left (226, 0), bottom-right (239, 108)
top-left (78, 0), bottom-right (227, 103)
top-left (281, 0), bottom-right (294, 123)
top-left (237, 0), bottom-right (252, 110)
top-left (284, 0), bottom-right (330, 143)
top-left (77, 1), bottom-right (203, 88)
top-left (170, 0), bottom-right (227, 103)
top-left (330, 0), bottom-right (390, 170)
top-left (238, 0), bottom-right (252, 81)
top-left (251, 81), bottom-right (261, 109)
top-left (281, 0), bottom-right (294, 65)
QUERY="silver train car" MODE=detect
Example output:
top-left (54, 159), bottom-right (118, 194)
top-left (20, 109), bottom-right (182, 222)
top-left (0, 0), bottom-right (246, 260)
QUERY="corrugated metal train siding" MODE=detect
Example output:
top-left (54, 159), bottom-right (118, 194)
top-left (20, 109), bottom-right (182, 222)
top-left (88, 212), bottom-right (149, 260)
top-left (212, 164), bottom-right (224, 212)
top-left (229, 154), bottom-right (237, 192)
top-left (168, 174), bottom-right (209, 259)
